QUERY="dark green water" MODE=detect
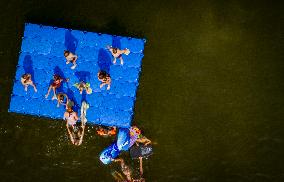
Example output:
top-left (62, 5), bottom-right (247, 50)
top-left (0, 0), bottom-right (283, 181)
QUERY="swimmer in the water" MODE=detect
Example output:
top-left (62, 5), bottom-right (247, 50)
top-left (112, 157), bottom-right (145, 182)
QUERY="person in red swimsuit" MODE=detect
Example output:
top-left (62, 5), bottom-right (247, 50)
top-left (45, 74), bottom-right (69, 100)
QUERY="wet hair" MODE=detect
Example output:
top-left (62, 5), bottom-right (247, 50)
top-left (112, 48), bottom-right (118, 54)
top-left (59, 94), bottom-right (64, 101)
top-left (67, 107), bottom-right (73, 113)
top-left (22, 74), bottom-right (31, 83)
top-left (64, 50), bottom-right (70, 57)
top-left (22, 73), bottom-right (30, 79)
top-left (22, 74), bottom-right (31, 81)
top-left (53, 74), bottom-right (61, 81)
top-left (98, 71), bottom-right (108, 80)
top-left (79, 82), bottom-right (85, 88)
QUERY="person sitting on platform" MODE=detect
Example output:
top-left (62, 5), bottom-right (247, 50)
top-left (97, 70), bottom-right (111, 90)
top-left (21, 73), bottom-right (37, 92)
top-left (64, 50), bottom-right (78, 69)
top-left (73, 81), bottom-right (92, 94)
top-left (45, 74), bottom-right (69, 100)
top-left (56, 93), bottom-right (74, 108)
top-left (107, 45), bottom-right (130, 65)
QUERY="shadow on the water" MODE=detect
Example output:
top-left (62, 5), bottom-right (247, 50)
top-left (112, 36), bottom-right (122, 49)
top-left (23, 55), bottom-right (35, 82)
top-left (65, 30), bottom-right (78, 53)
top-left (97, 48), bottom-right (112, 73)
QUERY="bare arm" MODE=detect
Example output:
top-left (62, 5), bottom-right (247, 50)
top-left (139, 157), bottom-right (143, 176)
top-left (136, 136), bottom-right (151, 146)
top-left (74, 112), bottom-right (79, 121)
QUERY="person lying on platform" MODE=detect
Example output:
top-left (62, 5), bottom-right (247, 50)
top-left (45, 74), bottom-right (69, 100)
top-left (96, 126), bottom-right (117, 137)
top-left (73, 81), bottom-right (92, 94)
top-left (107, 45), bottom-right (130, 65)
top-left (21, 73), bottom-right (37, 92)
top-left (97, 70), bottom-right (111, 90)
top-left (64, 107), bottom-right (80, 145)
top-left (64, 50), bottom-right (78, 69)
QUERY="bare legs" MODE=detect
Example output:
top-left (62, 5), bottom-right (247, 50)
top-left (66, 124), bottom-right (75, 144)
top-left (31, 83), bottom-right (38, 92)
top-left (24, 83), bottom-right (37, 92)
top-left (66, 60), bottom-right (77, 69)
top-left (113, 57), bottom-right (124, 65)
top-left (99, 82), bottom-right (111, 90)
top-left (45, 86), bottom-right (57, 100)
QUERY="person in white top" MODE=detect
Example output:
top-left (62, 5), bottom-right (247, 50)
top-left (64, 50), bottom-right (78, 69)
top-left (107, 45), bottom-right (130, 65)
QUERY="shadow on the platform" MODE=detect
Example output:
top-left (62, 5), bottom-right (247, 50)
top-left (75, 71), bottom-right (91, 82)
top-left (67, 88), bottom-right (79, 112)
top-left (65, 30), bottom-right (78, 53)
top-left (112, 36), bottom-right (122, 49)
top-left (98, 48), bottom-right (112, 73)
top-left (23, 55), bottom-right (35, 82)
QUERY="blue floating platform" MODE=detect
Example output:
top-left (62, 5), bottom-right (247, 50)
top-left (9, 23), bottom-right (146, 128)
